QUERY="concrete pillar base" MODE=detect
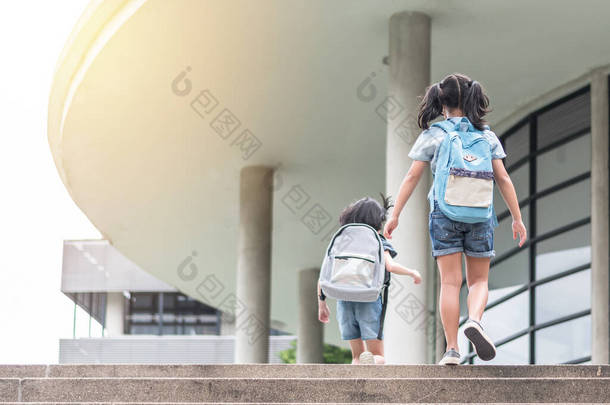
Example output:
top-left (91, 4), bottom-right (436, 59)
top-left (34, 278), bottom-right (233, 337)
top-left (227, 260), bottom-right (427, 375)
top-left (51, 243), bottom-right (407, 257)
top-left (297, 268), bottom-right (324, 364)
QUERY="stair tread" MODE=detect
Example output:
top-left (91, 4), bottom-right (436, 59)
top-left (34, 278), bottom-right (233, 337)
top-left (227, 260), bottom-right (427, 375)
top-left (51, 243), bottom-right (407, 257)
top-left (9, 376), bottom-right (610, 403)
top-left (0, 364), bottom-right (607, 379)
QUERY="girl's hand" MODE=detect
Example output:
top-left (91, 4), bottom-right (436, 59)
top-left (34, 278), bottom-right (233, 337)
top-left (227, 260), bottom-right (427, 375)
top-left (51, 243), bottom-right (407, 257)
top-left (512, 219), bottom-right (527, 247)
top-left (410, 269), bottom-right (422, 284)
top-left (318, 301), bottom-right (330, 323)
top-left (384, 216), bottom-right (399, 239)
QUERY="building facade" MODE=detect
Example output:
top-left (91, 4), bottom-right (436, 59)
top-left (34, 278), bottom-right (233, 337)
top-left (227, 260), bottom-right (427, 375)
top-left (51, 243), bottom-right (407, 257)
top-left (60, 240), bottom-right (293, 363)
top-left (49, 1), bottom-right (610, 364)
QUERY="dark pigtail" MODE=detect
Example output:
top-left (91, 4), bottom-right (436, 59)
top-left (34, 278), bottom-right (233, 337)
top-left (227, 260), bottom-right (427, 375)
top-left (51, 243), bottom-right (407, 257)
top-left (463, 80), bottom-right (491, 131)
top-left (379, 193), bottom-right (394, 211)
top-left (417, 83), bottom-right (443, 130)
top-left (379, 193), bottom-right (394, 223)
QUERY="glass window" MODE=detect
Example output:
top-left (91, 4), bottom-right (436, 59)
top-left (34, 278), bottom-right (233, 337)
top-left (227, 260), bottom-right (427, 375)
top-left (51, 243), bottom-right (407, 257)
top-left (490, 248), bottom-right (529, 291)
top-left (163, 294), bottom-right (176, 310)
top-left (537, 90), bottom-right (590, 149)
top-left (127, 292), bottom-right (220, 336)
top-left (495, 163), bottom-right (529, 216)
top-left (459, 285), bottom-right (468, 320)
top-left (535, 315), bottom-right (591, 364)
top-left (535, 179), bottom-right (590, 235)
top-left (130, 324), bottom-right (159, 335)
top-left (536, 133), bottom-right (591, 190)
top-left (131, 293), bottom-right (154, 309)
top-left (493, 187), bottom-right (507, 216)
top-left (494, 206), bottom-right (529, 255)
top-left (458, 322), bottom-right (470, 359)
top-left (162, 325), bottom-right (178, 334)
top-left (484, 290), bottom-right (529, 342)
top-left (474, 334), bottom-right (529, 365)
top-left (503, 124), bottom-right (530, 167)
top-left (535, 224), bottom-right (590, 279)
top-left (536, 269), bottom-right (591, 324)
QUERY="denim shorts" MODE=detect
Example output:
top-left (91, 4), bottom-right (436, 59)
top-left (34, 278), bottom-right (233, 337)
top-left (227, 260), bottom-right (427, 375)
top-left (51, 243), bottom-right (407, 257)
top-left (429, 201), bottom-right (495, 258)
top-left (336, 296), bottom-right (383, 341)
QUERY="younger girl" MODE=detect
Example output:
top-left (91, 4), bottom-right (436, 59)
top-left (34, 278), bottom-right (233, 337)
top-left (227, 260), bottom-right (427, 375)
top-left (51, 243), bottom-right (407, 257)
top-left (384, 73), bottom-right (527, 365)
top-left (318, 196), bottom-right (422, 364)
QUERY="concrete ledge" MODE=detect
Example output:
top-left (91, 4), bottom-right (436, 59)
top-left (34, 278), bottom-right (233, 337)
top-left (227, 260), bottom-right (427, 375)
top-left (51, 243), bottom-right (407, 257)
top-left (0, 403), bottom-right (599, 405)
top-left (2, 364), bottom-right (605, 378)
top-left (0, 365), bottom-right (47, 378)
top-left (14, 377), bottom-right (610, 403)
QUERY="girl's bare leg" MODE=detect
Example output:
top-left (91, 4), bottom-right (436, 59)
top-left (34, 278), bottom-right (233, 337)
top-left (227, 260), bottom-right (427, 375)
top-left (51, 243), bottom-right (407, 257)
top-left (349, 338), bottom-right (365, 364)
top-left (436, 252), bottom-right (463, 351)
top-left (465, 256), bottom-right (491, 322)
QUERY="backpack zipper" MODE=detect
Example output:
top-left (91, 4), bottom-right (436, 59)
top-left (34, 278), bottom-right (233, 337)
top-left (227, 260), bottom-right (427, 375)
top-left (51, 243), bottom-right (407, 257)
top-left (334, 255), bottom-right (376, 264)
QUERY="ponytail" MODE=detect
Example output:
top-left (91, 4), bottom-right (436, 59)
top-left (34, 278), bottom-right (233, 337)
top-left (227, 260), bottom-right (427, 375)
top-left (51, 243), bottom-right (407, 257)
top-left (380, 192), bottom-right (393, 211)
top-left (463, 80), bottom-right (490, 130)
top-left (379, 192), bottom-right (393, 224)
top-left (417, 83), bottom-right (443, 130)
top-left (417, 74), bottom-right (491, 131)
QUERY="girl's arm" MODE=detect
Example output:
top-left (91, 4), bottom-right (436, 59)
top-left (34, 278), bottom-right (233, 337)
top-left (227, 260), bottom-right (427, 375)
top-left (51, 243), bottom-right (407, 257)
top-left (384, 160), bottom-right (428, 239)
top-left (317, 281), bottom-right (330, 323)
top-left (384, 252), bottom-right (422, 284)
top-left (492, 159), bottom-right (527, 247)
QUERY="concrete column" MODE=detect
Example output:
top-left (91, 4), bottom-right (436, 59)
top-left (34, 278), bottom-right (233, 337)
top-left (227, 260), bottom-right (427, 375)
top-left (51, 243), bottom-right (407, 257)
top-left (235, 166), bottom-right (273, 363)
top-left (384, 11), bottom-right (431, 364)
top-left (590, 69), bottom-right (609, 364)
top-left (220, 313), bottom-right (236, 336)
top-left (297, 268), bottom-right (324, 363)
top-left (434, 276), bottom-right (446, 364)
top-left (105, 292), bottom-right (125, 336)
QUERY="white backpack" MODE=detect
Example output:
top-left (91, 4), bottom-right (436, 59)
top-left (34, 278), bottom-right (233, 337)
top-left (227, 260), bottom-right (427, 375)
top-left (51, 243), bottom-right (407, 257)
top-left (318, 223), bottom-right (387, 302)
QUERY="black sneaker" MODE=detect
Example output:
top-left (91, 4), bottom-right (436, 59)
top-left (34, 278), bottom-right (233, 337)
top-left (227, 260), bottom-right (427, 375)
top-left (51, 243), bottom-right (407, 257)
top-left (438, 348), bottom-right (460, 365)
top-left (464, 319), bottom-right (496, 361)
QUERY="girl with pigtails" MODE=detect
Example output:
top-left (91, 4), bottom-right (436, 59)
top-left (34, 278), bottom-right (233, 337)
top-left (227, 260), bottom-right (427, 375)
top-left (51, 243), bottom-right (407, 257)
top-left (384, 73), bottom-right (527, 365)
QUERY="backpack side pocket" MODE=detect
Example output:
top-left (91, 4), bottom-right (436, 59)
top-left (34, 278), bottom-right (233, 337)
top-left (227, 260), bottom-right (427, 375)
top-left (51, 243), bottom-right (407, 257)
top-left (444, 168), bottom-right (493, 208)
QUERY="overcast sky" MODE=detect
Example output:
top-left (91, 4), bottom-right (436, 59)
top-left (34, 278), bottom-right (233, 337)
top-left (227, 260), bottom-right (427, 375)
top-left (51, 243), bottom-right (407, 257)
top-left (0, 0), bottom-right (102, 363)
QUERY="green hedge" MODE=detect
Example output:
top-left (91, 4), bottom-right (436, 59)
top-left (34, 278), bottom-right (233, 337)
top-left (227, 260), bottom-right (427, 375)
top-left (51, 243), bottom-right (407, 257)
top-left (278, 340), bottom-right (352, 364)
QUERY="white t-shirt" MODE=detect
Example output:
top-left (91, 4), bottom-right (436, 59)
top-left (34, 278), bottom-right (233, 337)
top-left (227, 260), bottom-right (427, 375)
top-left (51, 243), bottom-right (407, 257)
top-left (408, 117), bottom-right (506, 173)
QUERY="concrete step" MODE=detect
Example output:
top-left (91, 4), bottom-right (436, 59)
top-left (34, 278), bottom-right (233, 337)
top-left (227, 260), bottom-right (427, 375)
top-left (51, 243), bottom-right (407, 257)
top-left (0, 365), bottom-right (608, 403)
top-left (0, 403), bottom-right (596, 405)
top-left (0, 364), bottom-right (608, 379)
top-left (0, 376), bottom-right (606, 403)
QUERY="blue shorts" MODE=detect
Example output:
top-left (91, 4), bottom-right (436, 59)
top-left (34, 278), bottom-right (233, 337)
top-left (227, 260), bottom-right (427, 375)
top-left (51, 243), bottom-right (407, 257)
top-left (336, 296), bottom-right (383, 341)
top-left (429, 201), bottom-right (495, 258)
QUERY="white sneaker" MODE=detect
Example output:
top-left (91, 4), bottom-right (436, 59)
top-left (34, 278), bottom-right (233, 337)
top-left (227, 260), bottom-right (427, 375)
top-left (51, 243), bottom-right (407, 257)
top-left (359, 351), bottom-right (375, 365)
top-left (438, 349), bottom-right (460, 365)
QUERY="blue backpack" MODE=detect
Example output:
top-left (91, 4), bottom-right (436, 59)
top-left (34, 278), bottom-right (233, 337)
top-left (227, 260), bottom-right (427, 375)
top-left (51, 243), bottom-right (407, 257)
top-left (432, 118), bottom-right (494, 224)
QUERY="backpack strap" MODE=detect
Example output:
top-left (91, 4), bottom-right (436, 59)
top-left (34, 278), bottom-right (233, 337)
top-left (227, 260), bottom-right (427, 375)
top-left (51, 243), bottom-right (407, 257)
top-left (377, 283), bottom-right (390, 339)
top-left (433, 118), bottom-right (486, 134)
top-left (431, 119), bottom-right (457, 134)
